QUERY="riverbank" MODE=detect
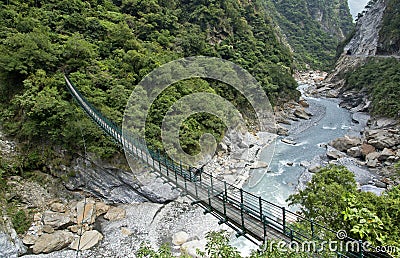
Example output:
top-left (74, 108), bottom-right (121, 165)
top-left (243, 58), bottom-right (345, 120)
top-left (295, 71), bottom-right (400, 193)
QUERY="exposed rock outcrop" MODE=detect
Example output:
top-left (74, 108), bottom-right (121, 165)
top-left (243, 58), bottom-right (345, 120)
top-left (345, 0), bottom-right (386, 56)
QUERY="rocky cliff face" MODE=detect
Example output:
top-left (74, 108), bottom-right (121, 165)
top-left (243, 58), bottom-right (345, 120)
top-left (326, 0), bottom-right (399, 87)
top-left (344, 0), bottom-right (386, 56)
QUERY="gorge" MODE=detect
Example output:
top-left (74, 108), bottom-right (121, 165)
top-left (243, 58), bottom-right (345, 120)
top-left (0, 0), bottom-right (399, 257)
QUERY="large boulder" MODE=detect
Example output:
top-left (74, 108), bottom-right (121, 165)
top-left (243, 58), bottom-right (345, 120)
top-left (308, 164), bottom-right (321, 173)
top-left (104, 207), bottom-right (126, 221)
top-left (330, 136), bottom-right (361, 152)
top-left (361, 143), bottom-right (376, 157)
top-left (32, 231), bottom-right (74, 254)
top-left (70, 230), bottom-right (103, 251)
top-left (42, 211), bottom-right (72, 229)
top-left (293, 108), bottom-right (311, 120)
top-left (326, 148), bottom-right (345, 160)
top-left (378, 148), bottom-right (395, 161)
top-left (172, 231), bottom-right (189, 246)
top-left (347, 147), bottom-right (362, 158)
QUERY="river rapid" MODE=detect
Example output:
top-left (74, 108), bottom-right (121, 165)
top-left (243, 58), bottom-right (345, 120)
top-left (232, 83), bottom-right (375, 254)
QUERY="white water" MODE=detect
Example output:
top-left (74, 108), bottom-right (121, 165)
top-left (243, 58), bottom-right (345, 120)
top-left (231, 84), bottom-right (367, 255)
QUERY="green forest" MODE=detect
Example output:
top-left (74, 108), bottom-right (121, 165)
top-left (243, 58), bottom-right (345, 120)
top-left (378, 0), bottom-right (400, 54)
top-left (267, 0), bottom-right (353, 70)
top-left (0, 0), bottom-right (299, 167)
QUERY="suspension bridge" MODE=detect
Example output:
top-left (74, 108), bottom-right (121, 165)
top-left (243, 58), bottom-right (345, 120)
top-left (64, 75), bottom-right (388, 258)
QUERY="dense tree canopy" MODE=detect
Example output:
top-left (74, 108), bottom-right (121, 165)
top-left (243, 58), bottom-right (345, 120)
top-left (267, 0), bottom-right (353, 70)
top-left (288, 165), bottom-right (400, 254)
top-left (0, 0), bottom-right (298, 163)
top-left (344, 58), bottom-right (400, 118)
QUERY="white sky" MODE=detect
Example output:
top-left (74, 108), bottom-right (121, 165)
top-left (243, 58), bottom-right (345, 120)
top-left (348, 0), bottom-right (370, 19)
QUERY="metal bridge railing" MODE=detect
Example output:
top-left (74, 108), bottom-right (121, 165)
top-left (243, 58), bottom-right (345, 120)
top-left (64, 75), bottom-right (390, 258)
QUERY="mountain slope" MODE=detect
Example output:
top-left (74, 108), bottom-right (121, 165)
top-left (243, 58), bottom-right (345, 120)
top-left (266, 0), bottom-right (353, 70)
top-left (325, 0), bottom-right (400, 118)
top-left (0, 0), bottom-right (297, 164)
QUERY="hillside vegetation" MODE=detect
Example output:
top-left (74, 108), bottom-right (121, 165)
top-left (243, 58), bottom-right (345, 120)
top-left (344, 58), bottom-right (400, 117)
top-left (266, 0), bottom-right (353, 70)
top-left (0, 0), bottom-right (298, 166)
top-left (378, 0), bottom-right (400, 55)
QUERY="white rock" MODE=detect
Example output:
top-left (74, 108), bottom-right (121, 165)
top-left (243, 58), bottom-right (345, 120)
top-left (172, 231), bottom-right (189, 246)
top-left (42, 211), bottom-right (71, 229)
top-left (121, 227), bottom-right (132, 237)
top-left (181, 239), bottom-right (207, 258)
top-left (50, 203), bottom-right (66, 213)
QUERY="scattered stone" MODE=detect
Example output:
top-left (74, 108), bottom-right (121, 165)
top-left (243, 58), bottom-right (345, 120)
top-left (276, 124), bottom-right (289, 136)
top-left (95, 202), bottom-right (110, 217)
top-left (32, 231), bottom-right (74, 254)
top-left (172, 231), bottom-right (189, 246)
top-left (347, 147), bottom-right (362, 158)
top-left (367, 159), bottom-right (378, 168)
top-left (366, 152), bottom-right (380, 161)
top-left (68, 224), bottom-right (91, 235)
top-left (308, 164), bottom-right (321, 173)
top-left (361, 143), bottom-right (376, 157)
top-left (250, 161), bottom-right (269, 169)
top-left (330, 136), bottom-right (361, 152)
top-left (22, 235), bottom-right (38, 246)
top-left (299, 99), bottom-right (309, 108)
top-left (69, 230), bottom-right (103, 251)
top-left (68, 225), bottom-right (80, 234)
top-left (281, 138), bottom-right (296, 145)
top-left (300, 161), bottom-right (310, 167)
top-left (50, 203), bottom-right (66, 213)
top-left (287, 162), bottom-right (294, 166)
top-left (104, 207), bottom-right (126, 221)
top-left (378, 148), bottom-right (395, 161)
top-left (42, 225), bottom-right (55, 234)
top-left (33, 213), bottom-right (42, 222)
top-left (42, 211), bottom-right (72, 229)
top-left (121, 227), bottom-right (132, 237)
top-left (218, 142), bottom-right (228, 152)
top-left (76, 199), bottom-right (96, 225)
top-left (327, 149), bottom-right (344, 160)
top-left (294, 108), bottom-right (310, 120)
